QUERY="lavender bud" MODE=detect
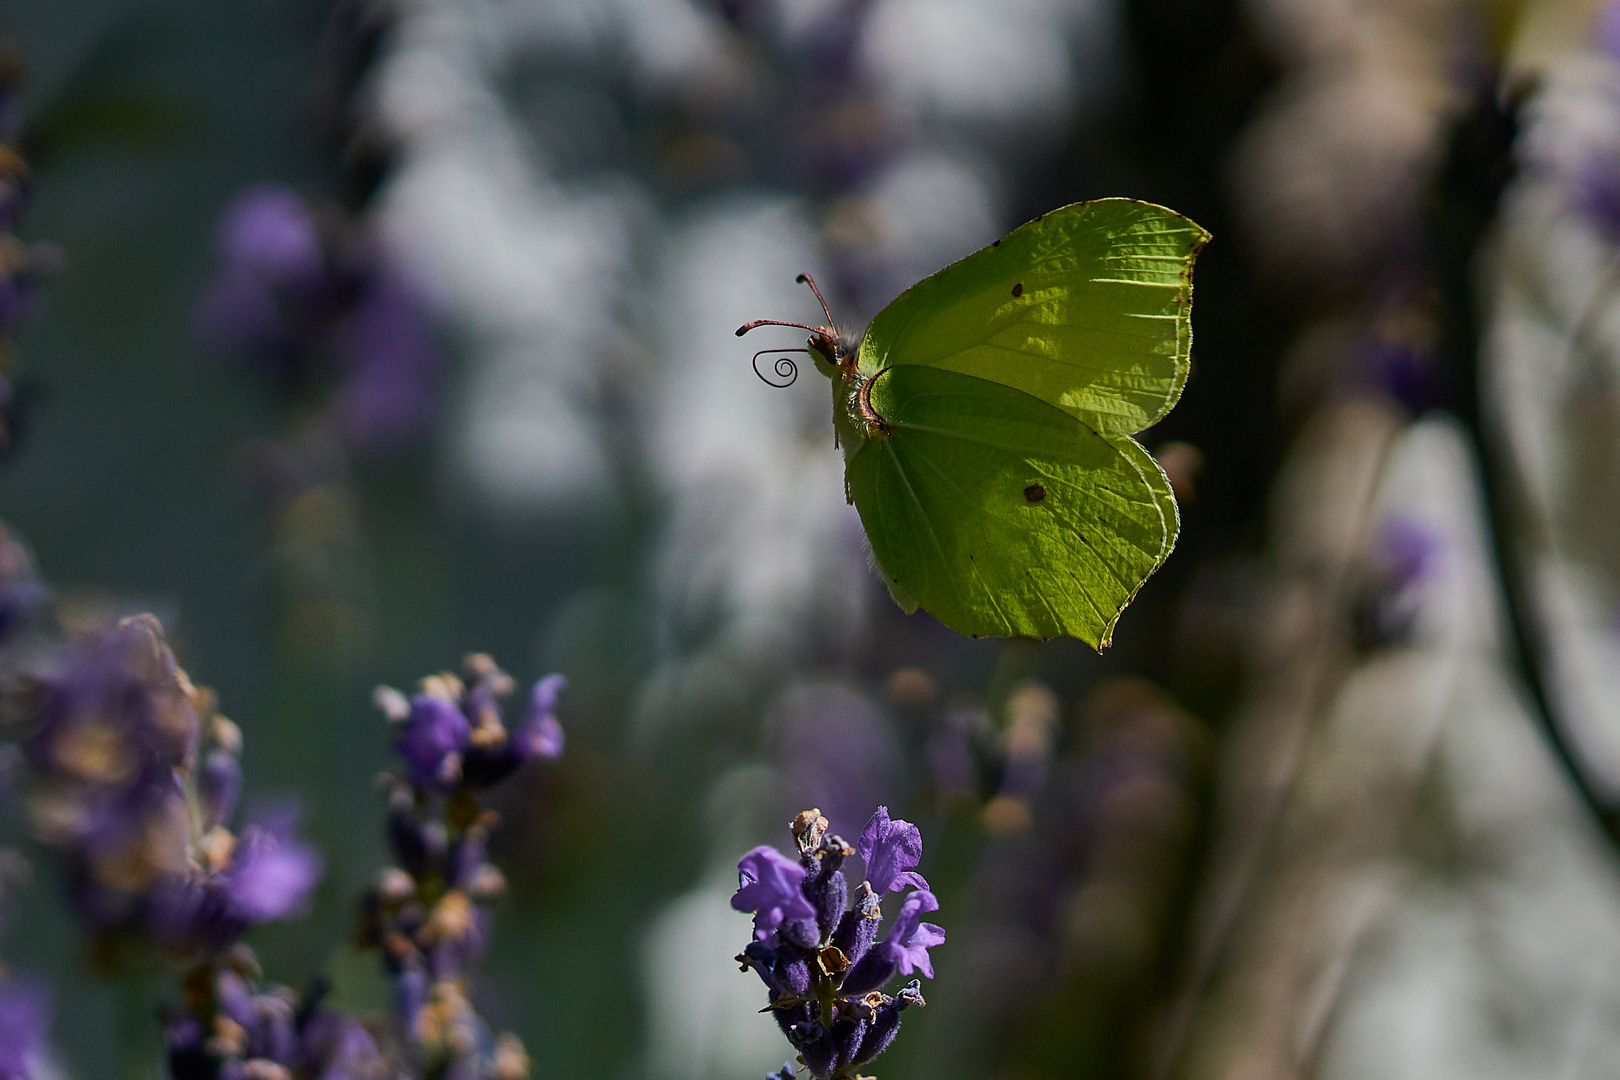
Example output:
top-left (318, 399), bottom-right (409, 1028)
top-left (788, 1020), bottom-right (836, 1078)
top-left (850, 981), bottom-right (923, 1067)
top-left (837, 934), bottom-right (895, 998)
top-left (804, 837), bottom-right (850, 943)
top-left (831, 1014), bottom-right (868, 1076)
top-left (830, 881), bottom-right (880, 966)
top-left (772, 942), bottom-right (813, 999)
top-left (199, 750), bottom-right (243, 831)
top-left (372, 685), bottom-right (410, 723)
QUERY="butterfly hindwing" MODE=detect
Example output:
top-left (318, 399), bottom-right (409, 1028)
top-left (855, 199), bottom-right (1207, 438)
top-left (846, 365), bottom-right (1174, 646)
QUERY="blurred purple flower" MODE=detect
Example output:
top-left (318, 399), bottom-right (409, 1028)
top-left (0, 976), bottom-right (50, 1080)
top-left (383, 660), bottom-right (566, 793)
top-left (361, 655), bottom-right (556, 1076)
top-left (733, 845), bottom-right (815, 941)
top-left (332, 275), bottom-right (441, 451)
top-left (1357, 333), bottom-right (1440, 414)
top-left (197, 749), bottom-right (242, 833)
top-left (223, 812), bottom-right (323, 923)
top-left (23, 616), bottom-right (202, 922)
top-left (216, 185), bottom-right (325, 286)
top-left (194, 183), bottom-right (445, 453)
top-left (1377, 515), bottom-right (1443, 588)
top-left (515, 674), bottom-right (566, 761)
top-left (855, 805), bottom-right (927, 894)
top-left (165, 970), bottom-right (384, 1080)
top-left (396, 692), bottom-right (471, 790)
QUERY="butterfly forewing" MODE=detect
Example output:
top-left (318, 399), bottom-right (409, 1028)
top-left (855, 199), bottom-right (1208, 438)
top-left (847, 365), bottom-right (1174, 646)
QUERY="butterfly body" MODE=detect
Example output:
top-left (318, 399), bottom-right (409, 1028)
top-left (748, 199), bottom-right (1208, 648)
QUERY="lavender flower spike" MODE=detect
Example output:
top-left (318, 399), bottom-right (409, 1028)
top-left (880, 889), bottom-right (946, 979)
top-left (855, 806), bottom-right (928, 894)
top-left (517, 674), bottom-right (566, 760)
top-left (735, 809), bottom-right (940, 1078)
top-left (732, 846), bottom-right (816, 941)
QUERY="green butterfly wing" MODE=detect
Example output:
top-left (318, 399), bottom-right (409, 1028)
top-left (847, 365), bottom-right (1177, 645)
top-left (842, 198), bottom-right (1204, 646)
top-left (856, 199), bottom-right (1207, 436)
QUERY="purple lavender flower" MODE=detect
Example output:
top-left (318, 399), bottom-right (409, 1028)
top-left (164, 967), bottom-right (385, 1080)
top-left (0, 975), bottom-right (50, 1080)
top-left (331, 274), bottom-right (442, 452)
top-left (217, 185), bottom-right (326, 286)
top-left (221, 811), bottom-right (323, 923)
top-left (734, 808), bottom-right (943, 1080)
top-left (733, 846), bottom-right (817, 941)
top-left (396, 691), bottom-right (471, 790)
top-left (194, 183), bottom-right (445, 452)
top-left (516, 674), bottom-right (567, 761)
top-left (16, 614), bottom-right (327, 960)
top-left (361, 654), bottom-right (557, 1077)
top-left (878, 889), bottom-right (945, 979)
top-left (381, 659), bottom-right (566, 793)
top-left (855, 805), bottom-right (927, 895)
top-left (21, 616), bottom-right (201, 925)
top-left (193, 185), bottom-right (332, 369)
top-left (1354, 515), bottom-right (1444, 648)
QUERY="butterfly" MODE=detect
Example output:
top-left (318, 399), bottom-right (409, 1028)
top-left (738, 199), bottom-right (1209, 648)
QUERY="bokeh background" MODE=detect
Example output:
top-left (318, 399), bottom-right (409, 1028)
top-left (8, 0), bottom-right (1620, 1078)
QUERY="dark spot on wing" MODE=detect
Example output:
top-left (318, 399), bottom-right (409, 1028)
top-left (1024, 483), bottom-right (1046, 503)
top-left (1011, 282), bottom-right (1023, 298)
top-left (992, 239), bottom-right (1001, 248)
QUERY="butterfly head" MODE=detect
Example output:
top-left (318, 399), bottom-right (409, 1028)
top-left (735, 273), bottom-right (858, 387)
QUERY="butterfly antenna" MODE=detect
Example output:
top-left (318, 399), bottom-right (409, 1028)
top-left (752, 348), bottom-right (807, 389)
top-left (795, 273), bottom-right (835, 325)
top-left (735, 319), bottom-right (822, 337)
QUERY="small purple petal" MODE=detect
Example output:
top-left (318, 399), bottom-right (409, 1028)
top-left (732, 845), bottom-right (816, 941)
top-left (855, 806), bottom-right (927, 895)
top-left (396, 693), bottom-right (471, 790)
top-left (216, 185), bottom-right (324, 287)
top-left (879, 889), bottom-right (944, 980)
top-left (198, 750), bottom-right (242, 831)
top-left (517, 675), bottom-right (566, 760)
top-left (225, 817), bottom-right (323, 923)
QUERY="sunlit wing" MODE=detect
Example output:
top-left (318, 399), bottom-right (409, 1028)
top-left (856, 199), bottom-right (1208, 438)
